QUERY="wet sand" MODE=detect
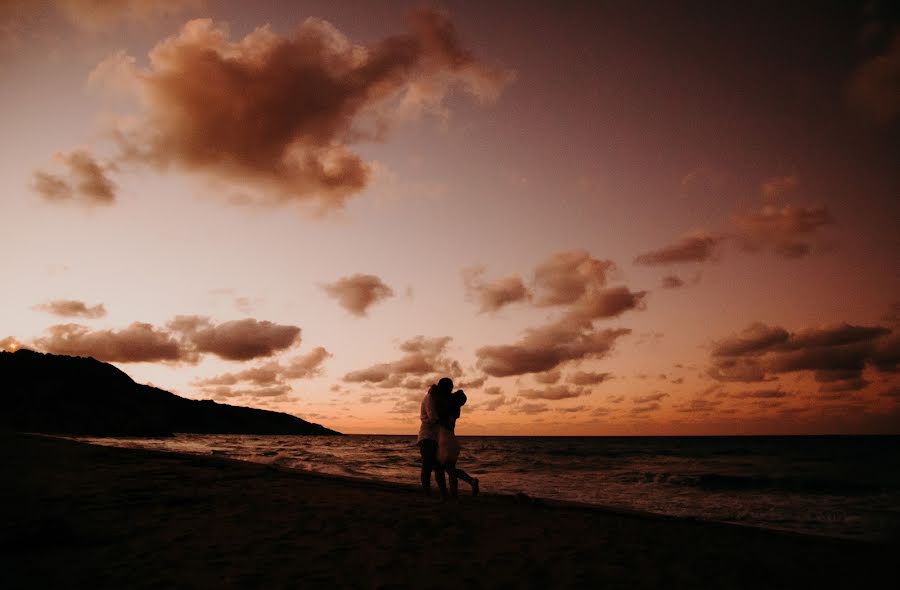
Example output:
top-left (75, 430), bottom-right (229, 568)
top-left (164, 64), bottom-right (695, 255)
top-left (2, 431), bottom-right (894, 589)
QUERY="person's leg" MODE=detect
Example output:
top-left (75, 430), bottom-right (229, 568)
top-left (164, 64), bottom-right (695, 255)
top-left (418, 440), bottom-right (436, 495)
top-left (433, 463), bottom-right (448, 500)
top-left (451, 467), bottom-right (480, 496)
top-left (446, 461), bottom-right (459, 498)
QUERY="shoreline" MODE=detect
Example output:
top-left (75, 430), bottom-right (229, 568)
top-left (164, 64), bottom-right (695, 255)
top-left (4, 431), bottom-right (896, 588)
top-left (60, 432), bottom-right (893, 544)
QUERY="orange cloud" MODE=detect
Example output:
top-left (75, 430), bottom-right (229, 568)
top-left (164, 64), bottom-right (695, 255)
top-left (323, 274), bottom-right (394, 317)
top-left (343, 335), bottom-right (461, 387)
top-left (32, 149), bottom-right (116, 206)
top-left (193, 346), bottom-right (331, 401)
top-left (634, 233), bottom-right (724, 266)
top-left (519, 385), bottom-right (589, 400)
top-left (532, 250), bottom-right (615, 306)
top-left (172, 316), bottom-right (301, 361)
top-left (568, 371), bottom-right (612, 385)
top-left (98, 10), bottom-right (511, 210)
top-left (462, 266), bottom-right (529, 313)
top-left (33, 299), bottom-right (107, 319)
top-left (33, 322), bottom-right (184, 363)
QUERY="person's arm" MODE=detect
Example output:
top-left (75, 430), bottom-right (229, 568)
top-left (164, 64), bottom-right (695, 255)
top-left (424, 393), bottom-right (439, 425)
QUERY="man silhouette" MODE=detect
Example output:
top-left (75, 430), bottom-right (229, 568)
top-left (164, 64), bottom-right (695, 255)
top-left (418, 377), bottom-right (452, 500)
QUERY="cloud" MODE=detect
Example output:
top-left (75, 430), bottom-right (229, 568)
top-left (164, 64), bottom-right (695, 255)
top-left (462, 266), bottom-right (529, 313)
top-left (479, 395), bottom-right (508, 411)
top-left (732, 204), bottom-right (834, 258)
top-left (32, 149), bottom-right (116, 206)
top-left (631, 403), bottom-right (661, 415)
top-left (848, 32), bottom-right (900, 123)
top-left (509, 402), bottom-right (550, 415)
top-left (0, 336), bottom-right (24, 351)
top-left (711, 323), bottom-right (790, 357)
top-left (205, 383), bottom-right (292, 401)
top-left (343, 335), bottom-right (461, 386)
top-left (532, 250), bottom-right (615, 306)
top-left (674, 399), bottom-right (722, 413)
top-left (97, 10), bottom-right (512, 210)
top-left (322, 274), bottom-right (394, 317)
top-left (172, 316), bottom-right (301, 361)
top-left (519, 385), bottom-right (588, 400)
top-left (33, 300), bottom-right (107, 319)
top-left (568, 371), bottom-right (612, 385)
top-left (634, 233), bottom-right (724, 266)
top-left (660, 275), bottom-right (684, 289)
top-left (194, 346), bottom-right (331, 399)
top-left (708, 322), bottom-right (898, 391)
top-left (476, 326), bottom-right (630, 377)
top-left (33, 1), bottom-right (203, 32)
top-left (633, 393), bottom-right (668, 404)
top-left (732, 389), bottom-right (788, 399)
top-left (533, 370), bottom-right (561, 384)
top-left (33, 322), bottom-right (185, 363)
top-left (475, 250), bottom-right (644, 377)
top-left (761, 175), bottom-right (800, 201)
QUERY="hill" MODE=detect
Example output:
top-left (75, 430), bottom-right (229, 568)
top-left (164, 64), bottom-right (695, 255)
top-left (0, 349), bottom-right (340, 436)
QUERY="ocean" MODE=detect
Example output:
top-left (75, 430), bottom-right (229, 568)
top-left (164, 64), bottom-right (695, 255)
top-left (74, 434), bottom-right (900, 542)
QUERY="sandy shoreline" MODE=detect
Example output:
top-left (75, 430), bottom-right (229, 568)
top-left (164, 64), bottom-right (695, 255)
top-left (3, 432), bottom-right (895, 589)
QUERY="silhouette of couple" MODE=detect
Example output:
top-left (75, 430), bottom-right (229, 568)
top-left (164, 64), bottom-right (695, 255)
top-left (417, 377), bottom-right (479, 500)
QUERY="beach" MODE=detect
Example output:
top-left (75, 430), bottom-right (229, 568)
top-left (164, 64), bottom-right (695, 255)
top-left (3, 432), bottom-right (894, 589)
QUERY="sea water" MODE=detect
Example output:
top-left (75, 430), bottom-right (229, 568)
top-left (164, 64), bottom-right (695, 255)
top-left (74, 434), bottom-right (900, 542)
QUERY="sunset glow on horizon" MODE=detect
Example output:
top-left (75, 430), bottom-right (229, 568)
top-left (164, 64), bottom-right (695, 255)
top-left (2, 0), bottom-right (898, 435)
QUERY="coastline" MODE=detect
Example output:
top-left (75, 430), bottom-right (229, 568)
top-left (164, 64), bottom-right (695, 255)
top-left (3, 431), bottom-right (895, 588)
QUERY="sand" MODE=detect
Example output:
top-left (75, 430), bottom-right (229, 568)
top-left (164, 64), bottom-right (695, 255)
top-left (2, 431), bottom-right (894, 589)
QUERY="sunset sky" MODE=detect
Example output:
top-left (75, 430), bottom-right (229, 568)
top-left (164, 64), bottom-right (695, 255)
top-left (1, 0), bottom-right (898, 435)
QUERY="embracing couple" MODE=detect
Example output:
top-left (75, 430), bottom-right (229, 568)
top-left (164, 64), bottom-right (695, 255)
top-left (417, 377), bottom-right (479, 501)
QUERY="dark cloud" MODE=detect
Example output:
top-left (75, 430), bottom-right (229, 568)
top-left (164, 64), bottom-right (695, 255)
top-left (634, 233), bottom-right (723, 266)
top-left (483, 386), bottom-right (503, 396)
top-left (462, 266), bottom-right (529, 313)
top-left (32, 149), bottom-right (116, 206)
top-left (97, 10), bottom-right (511, 210)
top-left (33, 299), bottom-right (107, 319)
top-left (533, 370), bottom-right (561, 384)
top-left (33, 322), bottom-right (184, 363)
top-left (343, 335), bottom-right (461, 387)
top-left (519, 385), bottom-right (588, 400)
top-left (323, 274), bottom-right (394, 317)
top-left (173, 317), bottom-right (301, 361)
top-left (732, 204), bottom-right (834, 258)
top-left (709, 322), bottom-right (897, 391)
top-left (568, 371), bottom-right (612, 385)
top-left (848, 32), bottom-right (900, 123)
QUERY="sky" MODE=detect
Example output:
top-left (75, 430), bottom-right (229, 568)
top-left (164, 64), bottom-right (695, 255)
top-left (1, 0), bottom-right (898, 435)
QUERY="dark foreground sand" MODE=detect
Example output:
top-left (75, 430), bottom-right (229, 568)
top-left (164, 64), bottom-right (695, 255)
top-left (2, 432), bottom-right (895, 589)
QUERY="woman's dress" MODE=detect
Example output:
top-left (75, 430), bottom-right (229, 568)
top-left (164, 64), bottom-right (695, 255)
top-left (436, 419), bottom-right (460, 465)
